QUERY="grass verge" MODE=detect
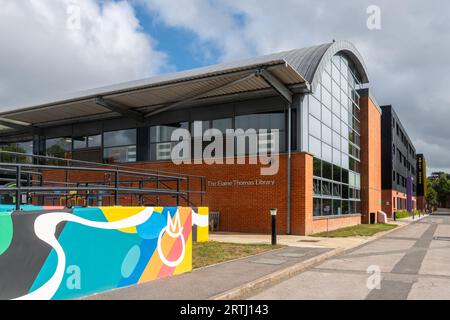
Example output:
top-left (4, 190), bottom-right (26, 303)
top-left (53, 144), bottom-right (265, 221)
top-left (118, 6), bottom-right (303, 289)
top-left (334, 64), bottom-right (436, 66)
top-left (192, 241), bottom-right (284, 269)
top-left (395, 210), bottom-right (421, 219)
top-left (311, 223), bottom-right (397, 238)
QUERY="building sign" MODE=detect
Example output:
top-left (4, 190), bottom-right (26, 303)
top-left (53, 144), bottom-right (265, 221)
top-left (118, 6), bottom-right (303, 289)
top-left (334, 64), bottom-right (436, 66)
top-left (208, 179), bottom-right (276, 187)
top-left (417, 154), bottom-right (427, 197)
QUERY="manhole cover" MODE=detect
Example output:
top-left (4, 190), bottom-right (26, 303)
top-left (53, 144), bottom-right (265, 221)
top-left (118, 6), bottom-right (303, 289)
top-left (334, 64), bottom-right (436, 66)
top-left (278, 253), bottom-right (305, 258)
top-left (297, 239), bottom-right (320, 243)
top-left (250, 258), bottom-right (287, 265)
top-left (434, 236), bottom-right (450, 241)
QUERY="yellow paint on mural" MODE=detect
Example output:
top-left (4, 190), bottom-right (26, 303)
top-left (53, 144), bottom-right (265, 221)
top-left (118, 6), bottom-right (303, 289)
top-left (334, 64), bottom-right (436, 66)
top-left (197, 207), bottom-right (209, 243)
top-left (174, 233), bottom-right (192, 275)
top-left (100, 207), bottom-right (146, 233)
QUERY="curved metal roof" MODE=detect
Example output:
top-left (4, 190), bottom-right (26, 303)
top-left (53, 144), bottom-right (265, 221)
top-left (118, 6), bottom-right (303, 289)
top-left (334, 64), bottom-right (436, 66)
top-left (264, 40), bottom-right (369, 91)
top-left (0, 40), bottom-right (369, 133)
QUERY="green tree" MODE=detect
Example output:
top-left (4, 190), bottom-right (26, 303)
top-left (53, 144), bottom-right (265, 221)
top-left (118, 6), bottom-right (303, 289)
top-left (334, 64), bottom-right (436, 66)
top-left (425, 183), bottom-right (438, 209)
top-left (429, 173), bottom-right (450, 207)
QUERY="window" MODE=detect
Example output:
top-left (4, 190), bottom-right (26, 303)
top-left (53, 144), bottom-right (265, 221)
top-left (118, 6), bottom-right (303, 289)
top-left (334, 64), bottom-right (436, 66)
top-left (309, 115), bottom-right (321, 139)
top-left (73, 135), bottom-right (102, 149)
top-left (235, 112), bottom-right (285, 155)
top-left (309, 54), bottom-right (361, 218)
top-left (314, 158), bottom-right (322, 177)
top-left (313, 198), bottom-right (322, 217)
top-left (309, 96), bottom-right (321, 119)
top-left (323, 199), bottom-right (332, 216)
top-left (322, 161), bottom-right (332, 180)
top-left (103, 129), bottom-right (136, 163)
top-left (150, 123), bottom-right (188, 161)
top-left (212, 118), bottom-right (232, 133)
top-left (0, 141), bottom-right (33, 163)
top-left (46, 138), bottom-right (72, 159)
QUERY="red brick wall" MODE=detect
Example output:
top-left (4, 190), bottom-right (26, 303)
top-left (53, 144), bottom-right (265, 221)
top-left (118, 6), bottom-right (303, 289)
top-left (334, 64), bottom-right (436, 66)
top-left (360, 95), bottom-right (382, 224)
top-left (40, 151), bottom-right (363, 235)
top-left (312, 215), bottom-right (362, 234)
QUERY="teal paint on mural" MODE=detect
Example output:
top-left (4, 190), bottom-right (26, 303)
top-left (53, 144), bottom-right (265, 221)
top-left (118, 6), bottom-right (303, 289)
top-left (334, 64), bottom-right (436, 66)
top-left (121, 245), bottom-right (141, 278)
top-left (29, 208), bottom-right (143, 300)
top-left (0, 213), bottom-right (13, 255)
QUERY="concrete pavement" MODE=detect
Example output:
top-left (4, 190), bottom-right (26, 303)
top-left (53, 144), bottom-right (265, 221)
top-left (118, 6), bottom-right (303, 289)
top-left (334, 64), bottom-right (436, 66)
top-left (84, 246), bottom-right (331, 300)
top-left (249, 211), bottom-right (450, 300)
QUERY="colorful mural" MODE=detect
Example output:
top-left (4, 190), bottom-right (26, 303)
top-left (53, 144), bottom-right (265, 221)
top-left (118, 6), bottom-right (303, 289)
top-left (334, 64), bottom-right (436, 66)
top-left (0, 206), bottom-right (209, 300)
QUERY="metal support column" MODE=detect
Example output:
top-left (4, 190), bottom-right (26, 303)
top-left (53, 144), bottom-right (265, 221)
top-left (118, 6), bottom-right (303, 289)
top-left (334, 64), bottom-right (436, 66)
top-left (15, 166), bottom-right (21, 211)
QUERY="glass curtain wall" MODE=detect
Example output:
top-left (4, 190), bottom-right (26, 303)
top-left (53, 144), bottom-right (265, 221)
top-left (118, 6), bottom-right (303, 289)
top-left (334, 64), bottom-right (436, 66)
top-left (309, 54), bottom-right (362, 217)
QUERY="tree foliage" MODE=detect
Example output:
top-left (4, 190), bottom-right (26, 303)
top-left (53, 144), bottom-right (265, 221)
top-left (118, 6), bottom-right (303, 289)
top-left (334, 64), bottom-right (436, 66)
top-left (427, 172), bottom-right (450, 208)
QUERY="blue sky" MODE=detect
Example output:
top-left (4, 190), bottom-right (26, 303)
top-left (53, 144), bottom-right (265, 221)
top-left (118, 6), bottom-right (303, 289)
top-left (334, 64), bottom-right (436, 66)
top-left (132, 2), bottom-right (224, 73)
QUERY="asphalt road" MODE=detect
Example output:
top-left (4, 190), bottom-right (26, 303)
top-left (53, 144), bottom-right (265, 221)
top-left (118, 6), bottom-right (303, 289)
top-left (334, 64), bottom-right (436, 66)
top-left (250, 210), bottom-right (450, 300)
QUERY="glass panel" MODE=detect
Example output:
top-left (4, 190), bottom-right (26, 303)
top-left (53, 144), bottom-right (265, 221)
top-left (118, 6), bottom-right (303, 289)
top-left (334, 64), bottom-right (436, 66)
top-left (104, 129), bottom-right (136, 147)
top-left (322, 181), bottom-right (332, 196)
top-left (322, 199), bottom-right (332, 216)
top-left (333, 199), bottom-right (342, 215)
top-left (313, 158), bottom-right (322, 177)
top-left (322, 161), bottom-right (332, 180)
top-left (309, 115), bottom-right (321, 139)
top-left (322, 143), bottom-right (332, 163)
top-left (322, 106), bottom-right (332, 127)
top-left (322, 72), bottom-right (332, 94)
top-left (150, 124), bottom-right (187, 143)
top-left (46, 138), bottom-right (72, 158)
top-left (342, 185), bottom-right (349, 199)
top-left (333, 165), bottom-right (341, 182)
top-left (212, 118), bottom-right (233, 133)
top-left (333, 148), bottom-right (340, 165)
top-left (191, 121), bottom-right (211, 137)
top-left (333, 184), bottom-right (341, 197)
top-left (309, 96), bottom-right (321, 120)
top-left (104, 146), bottom-right (136, 163)
top-left (322, 124), bottom-right (332, 144)
top-left (342, 200), bottom-right (349, 214)
top-left (313, 179), bottom-right (322, 196)
top-left (332, 114), bottom-right (340, 133)
top-left (235, 112), bottom-right (284, 131)
top-left (322, 87), bottom-right (332, 109)
top-left (73, 137), bottom-right (87, 149)
top-left (313, 198), bottom-right (322, 217)
top-left (88, 135), bottom-right (102, 148)
top-left (333, 132), bottom-right (341, 148)
top-left (342, 153), bottom-right (349, 170)
top-left (16, 141), bottom-right (33, 155)
top-left (309, 135), bottom-right (321, 158)
top-left (342, 168), bottom-right (349, 184)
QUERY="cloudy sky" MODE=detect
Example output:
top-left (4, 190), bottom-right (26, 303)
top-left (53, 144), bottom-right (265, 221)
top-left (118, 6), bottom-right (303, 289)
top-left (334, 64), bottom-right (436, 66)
top-left (0, 0), bottom-right (448, 173)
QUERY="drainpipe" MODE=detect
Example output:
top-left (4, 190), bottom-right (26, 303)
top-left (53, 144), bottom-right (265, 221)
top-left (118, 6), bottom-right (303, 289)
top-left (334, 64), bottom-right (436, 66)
top-left (287, 103), bottom-right (292, 235)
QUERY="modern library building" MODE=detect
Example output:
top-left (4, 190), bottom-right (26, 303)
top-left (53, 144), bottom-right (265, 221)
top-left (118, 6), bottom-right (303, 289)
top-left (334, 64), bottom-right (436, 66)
top-left (0, 40), bottom-right (413, 235)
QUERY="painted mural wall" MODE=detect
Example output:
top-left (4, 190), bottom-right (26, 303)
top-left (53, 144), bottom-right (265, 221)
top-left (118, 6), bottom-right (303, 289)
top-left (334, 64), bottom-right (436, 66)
top-left (0, 206), bottom-right (209, 300)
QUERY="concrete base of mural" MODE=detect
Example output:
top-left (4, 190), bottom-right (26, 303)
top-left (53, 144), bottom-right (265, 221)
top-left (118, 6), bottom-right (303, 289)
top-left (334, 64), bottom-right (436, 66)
top-left (0, 206), bottom-right (209, 300)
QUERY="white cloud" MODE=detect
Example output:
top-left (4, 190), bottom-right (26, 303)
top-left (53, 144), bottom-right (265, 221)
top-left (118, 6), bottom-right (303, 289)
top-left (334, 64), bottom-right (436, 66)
top-left (142, 0), bottom-right (450, 173)
top-left (0, 0), bottom-right (167, 108)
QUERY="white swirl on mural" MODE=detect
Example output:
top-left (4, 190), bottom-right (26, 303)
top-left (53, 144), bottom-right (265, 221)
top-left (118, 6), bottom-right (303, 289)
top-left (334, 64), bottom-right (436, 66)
top-left (157, 209), bottom-right (186, 268)
top-left (14, 208), bottom-right (155, 301)
top-left (192, 210), bottom-right (209, 227)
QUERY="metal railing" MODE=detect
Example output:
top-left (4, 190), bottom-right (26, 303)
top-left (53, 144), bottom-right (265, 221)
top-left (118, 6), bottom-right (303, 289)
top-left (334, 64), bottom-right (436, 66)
top-left (0, 150), bottom-right (206, 210)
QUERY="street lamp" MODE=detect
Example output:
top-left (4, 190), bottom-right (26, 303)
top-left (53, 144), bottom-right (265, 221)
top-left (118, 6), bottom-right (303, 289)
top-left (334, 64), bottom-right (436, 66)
top-left (270, 208), bottom-right (277, 245)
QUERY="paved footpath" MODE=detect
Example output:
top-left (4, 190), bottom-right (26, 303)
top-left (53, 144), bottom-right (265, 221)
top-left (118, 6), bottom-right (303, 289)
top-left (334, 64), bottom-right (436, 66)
top-left (250, 211), bottom-right (450, 300)
top-left (85, 246), bottom-right (330, 300)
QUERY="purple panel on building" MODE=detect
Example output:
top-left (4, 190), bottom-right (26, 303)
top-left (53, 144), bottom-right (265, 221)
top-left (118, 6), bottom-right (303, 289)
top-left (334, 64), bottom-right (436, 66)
top-left (407, 177), bottom-right (413, 212)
